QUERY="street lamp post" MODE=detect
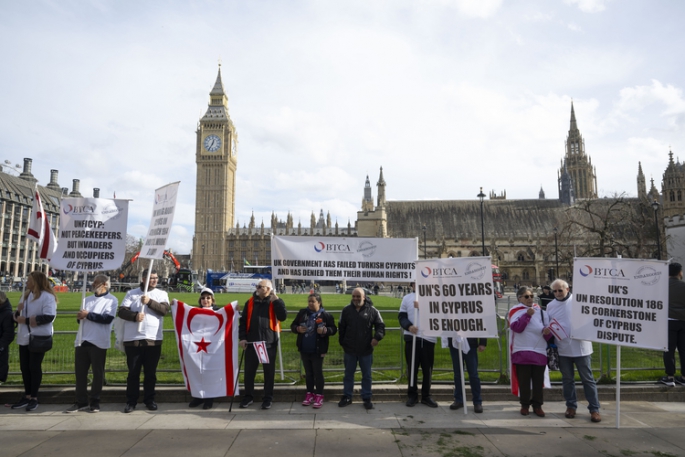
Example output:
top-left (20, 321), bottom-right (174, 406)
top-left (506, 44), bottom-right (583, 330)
top-left (651, 200), bottom-right (661, 260)
top-left (422, 225), bottom-right (427, 260)
top-left (554, 227), bottom-right (559, 278)
top-left (477, 187), bottom-right (486, 256)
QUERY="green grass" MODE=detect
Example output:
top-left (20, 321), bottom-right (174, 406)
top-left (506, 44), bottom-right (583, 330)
top-left (0, 291), bottom-right (670, 386)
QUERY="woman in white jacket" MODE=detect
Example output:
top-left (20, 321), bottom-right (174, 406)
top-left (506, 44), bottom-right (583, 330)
top-left (12, 271), bottom-right (57, 412)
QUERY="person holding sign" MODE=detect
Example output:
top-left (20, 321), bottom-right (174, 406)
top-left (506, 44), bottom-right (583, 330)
top-left (65, 275), bottom-right (117, 413)
top-left (290, 292), bottom-right (337, 409)
top-left (508, 286), bottom-right (551, 417)
top-left (338, 288), bottom-right (385, 410)
top-left (661, 263), bottom-right (685, 387)
top-left (398, 283), bottom-right (438, 408)
top-left (118, 270), bottom-right (170, 413)
top-left (546, 279), bottom-right (601, 423)
top-left (238, 280), bottom-right (287, 410)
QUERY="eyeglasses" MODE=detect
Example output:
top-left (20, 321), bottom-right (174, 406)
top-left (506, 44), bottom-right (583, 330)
top-left (521, 295), bottom-right (534, 299)
top-left (256, 285), bottom-right (267, 290)
top-left (553, 289), bottom-right (566, 293)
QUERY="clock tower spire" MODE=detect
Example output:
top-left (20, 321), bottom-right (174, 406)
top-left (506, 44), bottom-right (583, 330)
top-left (193, 64), bottom-right (238, 272)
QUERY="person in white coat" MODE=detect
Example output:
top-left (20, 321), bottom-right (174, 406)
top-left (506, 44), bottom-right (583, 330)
top-left (546, 279), bottom-right (601, 423)
top-left (65, 275), bottom-right (118, 413)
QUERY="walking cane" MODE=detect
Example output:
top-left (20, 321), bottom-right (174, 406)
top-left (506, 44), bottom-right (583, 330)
top-left (229, 347), bottom-right (246, 412)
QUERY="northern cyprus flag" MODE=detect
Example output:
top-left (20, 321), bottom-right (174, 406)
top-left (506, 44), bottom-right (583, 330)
top-left (172, 299), bottom-right (240, 398)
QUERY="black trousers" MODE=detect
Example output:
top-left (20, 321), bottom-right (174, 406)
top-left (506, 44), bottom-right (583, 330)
top-left (125, 344), bottom-right (162, 405)
top-left (301, 352), bottom-right (325, 394)
top-left (515, 364), bottom-right (545, 408)
top-left (243, 343), bottom-right (278, 401)
top-left (19, 345), bottom-right (45, 397)
top-left (404, 337), bottom-right (435, 398)
top-left (664, 320), bottom-right (685, 376)
top-left (0, 345), bottom-right (9, 382)
top-left (75, 343), bottom-right (108, 405)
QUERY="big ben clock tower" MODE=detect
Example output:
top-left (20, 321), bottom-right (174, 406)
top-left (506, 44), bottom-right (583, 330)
top-left (193, 64), bottom-right (238, 272)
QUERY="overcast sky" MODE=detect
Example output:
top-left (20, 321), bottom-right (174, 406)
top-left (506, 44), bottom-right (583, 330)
top-left (1, 0), bottom-right (683, 255)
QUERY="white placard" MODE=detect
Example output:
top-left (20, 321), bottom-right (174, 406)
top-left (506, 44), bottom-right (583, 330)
top-left (51, 198), bottom-right (129, 271)
top-left (570, 257), bottom-right (668, 351)
top-left (416, 257), bottom-right (498, 338)
top-left (271, 235), bottom-right (417, 282)
top-left (139, 182), bottom-right (180, 260)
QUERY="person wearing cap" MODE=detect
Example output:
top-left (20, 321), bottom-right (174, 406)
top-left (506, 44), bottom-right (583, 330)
top-left (0, 291), bottom-right (14, 384)
top-left (117, 270), bottom-right (170, 413)
top-left (188, 288), bottom-right (220, 410)
top-left (65, 275), bottom-right (117, 413)
top-left (238, 279), bottom-right (287, 410)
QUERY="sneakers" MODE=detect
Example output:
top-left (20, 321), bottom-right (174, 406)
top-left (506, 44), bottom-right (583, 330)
top-left (312, 394), bottom-right (324, 409)
top-left (65, 403), bottom-right (89, 413)
top-left (363, 399), bottom-right (374, 410)
top-left (261, 399), bottom-right (272, 410)
top-left (302, 392), bottom-right (315, 406)
top-left (90, 401), bottom-right (101, 413)
top-left (11, 398), bottom-right (30, 409)
top-left (675, 376), bottom-right (685, 386)
top-left (338, 396), bottom-right (352, 407)
top-left (239, 397), bottom-right (253, 408)
top-left (26, 399), bottom-right (39, 412)
top-left (658, 376), bottom-right (676, 387)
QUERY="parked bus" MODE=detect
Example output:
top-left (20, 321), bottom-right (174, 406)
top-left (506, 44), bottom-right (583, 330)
top-left (205, 266), bottom-right (272, 293)
top-left (492, 264), bottom-right (503, 298)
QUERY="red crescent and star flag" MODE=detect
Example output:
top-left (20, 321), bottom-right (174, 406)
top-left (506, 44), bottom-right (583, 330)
top-left (172, 299), bottom-right (240, 398)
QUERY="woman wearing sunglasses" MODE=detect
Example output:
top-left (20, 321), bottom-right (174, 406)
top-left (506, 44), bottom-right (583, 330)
top-left (508, 286), bottom-right (551, 417)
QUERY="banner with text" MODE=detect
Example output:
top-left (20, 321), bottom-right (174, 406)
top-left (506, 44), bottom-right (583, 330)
top-left (416, 257), bottom-right (498, 338)
top-left (271, 236), bottom-right (417, 282)
top-left (51, 198), bottom-right (129, 271)
top-left (570, 257), bottom-right (668, 351)
top-left (140, 182), bottom-right (180, 260)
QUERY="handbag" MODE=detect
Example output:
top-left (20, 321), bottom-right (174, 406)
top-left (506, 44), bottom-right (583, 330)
top-left (28, 334), bottom-right (53, 353)
top-left (541, 310), bottom-right (560, 371)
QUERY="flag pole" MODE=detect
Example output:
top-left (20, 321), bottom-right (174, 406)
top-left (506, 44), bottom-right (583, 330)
top-left (409, 307), bottom-right (417, 388)
top-left (75, 272), bottom-right (87, 346)
top-left (459, 339), bottom-right (468, 415)
top-left (229, 348), bottom-right (246, 412)
top-left (138, 260), bottom-right (154, 332)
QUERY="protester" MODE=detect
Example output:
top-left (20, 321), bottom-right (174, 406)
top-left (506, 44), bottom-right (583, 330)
top-left (449, 336), bottom-right (487, 413)
top-left (338, 288), bottom-right (385, 409)
top-left (11, 271), bottom-right (57, 411)
top-left (398, 283), bottom-right (437, 408)
top-left (538, 286), bottom-right (555, 309)
top-left (291, 292), bottom-right (337, 409)
top-left (546, 279), bottom-right (601, 423)
top-left (0, 291), bottom-right (14, 384)
top-left (238, 279), bottom-right (287, 410)
top-left (188, 288), bottom-right (221, 410)
top-left (118, 270), bottom-right (170, 413)
top-left (660, 262), bottom-right (685, 387)
top-left (64, 275), bottom-right (118, 413)
top-left (508, 286), bottom-right (550, 417)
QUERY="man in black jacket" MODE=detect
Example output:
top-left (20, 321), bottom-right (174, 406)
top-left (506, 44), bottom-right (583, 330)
top-left (238, 280), bottom-right (287, 409)
top-left (0, 291), bottom-right (14, 383)
top-left (660, 263), bottom-right (685, 386)
top-left (338, 288), bottom-right (385, 409)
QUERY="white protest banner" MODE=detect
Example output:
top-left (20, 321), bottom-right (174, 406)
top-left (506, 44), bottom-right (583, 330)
top-left (51, 198), bottom-right (129, 271)
top-left (570, 258), bottom-right (668, 351)
top-left (416, 257), bottom-right (498, 338)
top-left (140, 182), bottom-right (180, 260)
top-left (271, 235), bottom-right (417, 282)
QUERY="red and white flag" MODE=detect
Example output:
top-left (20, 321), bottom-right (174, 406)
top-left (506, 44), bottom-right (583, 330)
top-left (253, 341), bottom-right (270, 364)
top-left (27, 188), bottom-right (56, 261)
top-left (172, 299), bottom-right (240, 398)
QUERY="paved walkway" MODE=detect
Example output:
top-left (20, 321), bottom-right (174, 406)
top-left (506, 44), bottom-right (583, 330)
top-left (1, 399), bottom-right (684, 457)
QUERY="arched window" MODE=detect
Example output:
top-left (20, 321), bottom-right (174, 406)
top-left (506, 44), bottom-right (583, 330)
top-left (517, 253), bottom-right (525, 262)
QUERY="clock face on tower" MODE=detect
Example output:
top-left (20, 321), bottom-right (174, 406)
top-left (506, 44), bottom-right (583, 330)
top-left (204, 134), bottom-right (222, 152)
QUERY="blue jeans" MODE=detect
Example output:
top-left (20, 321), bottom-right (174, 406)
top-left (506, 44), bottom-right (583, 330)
top-left (559, 354), bottom-right (600, 413)
top-left (449, 345), bottom-right (482, 405)
top-left (343, 352), bottom-right (373, 400)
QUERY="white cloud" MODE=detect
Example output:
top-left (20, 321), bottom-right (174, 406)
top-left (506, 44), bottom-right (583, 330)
top-left (565, 0), bottom-right (610, 13)
top-left (567, 23), bottom-right (583, 32)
